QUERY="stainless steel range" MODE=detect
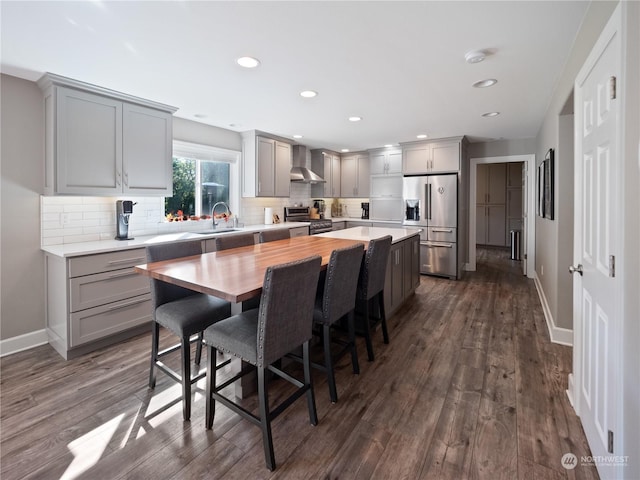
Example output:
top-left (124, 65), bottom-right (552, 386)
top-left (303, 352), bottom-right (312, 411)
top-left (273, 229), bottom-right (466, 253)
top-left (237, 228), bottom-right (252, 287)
top-left (284, 206), bottom-right (333, 235)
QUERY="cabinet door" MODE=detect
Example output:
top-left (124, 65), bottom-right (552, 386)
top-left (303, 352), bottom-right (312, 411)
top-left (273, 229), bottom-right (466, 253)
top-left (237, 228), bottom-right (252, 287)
top-left (487, 163), bottom-right (507, 204)
top-left (387, 151), bottom-right (402, 174)
top-left (411, 236), bottom-right (420, 289)
top-left (476, 206), bottom-right (488, 244)
top-left (357, 155), bottom-right (370, 197)
top-left (56, 87), bottom-right (122, 194)
top-left (274, 141), bottom-right (291, 197)
top-left (256, 137), bottom-right (275, 196)
top-left (369, 152), bottom-right (387, 175)
top-left (431, 142), bottom-right (460, 172)
top-left (340, 155), bottom-right (358, 198)
top-left (402, 144), bottom-right (429, 174)
top-left (391, 244), bottom-right (404, 310)
top-left (487, 205), bottom-right (506, 246)
top-left (330, 155), bottom-right (341, 197)
top-left (476, 164), bottom-right (489, 204)
top-left (123, 104), bottom-right (172, 195)
top-left (507, 188), bottom-right (522, 218)
top-left (370, 175), bottom-right (402, 197)
top-left (507, 162), bottom-right (523, 187)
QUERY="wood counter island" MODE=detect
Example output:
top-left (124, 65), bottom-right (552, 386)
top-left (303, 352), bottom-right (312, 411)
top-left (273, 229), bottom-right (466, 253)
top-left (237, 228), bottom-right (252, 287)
top-left (317, 227), bottom-right (422, 316)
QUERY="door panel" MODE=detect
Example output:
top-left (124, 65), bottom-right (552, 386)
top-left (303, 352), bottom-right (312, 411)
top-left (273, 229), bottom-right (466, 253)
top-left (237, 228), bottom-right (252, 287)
top-left (428, 174), bottom-right (457, 227)
top-left (574, 8), bottom-right (620, 475)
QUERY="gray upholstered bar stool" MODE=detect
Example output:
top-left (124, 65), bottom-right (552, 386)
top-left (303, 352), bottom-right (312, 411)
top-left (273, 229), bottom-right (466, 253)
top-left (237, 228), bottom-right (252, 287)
top-left (355, 235), bottom-right (392, 361)
top-left (311, 243), bottom-right (364, 403)
top-left (146, 240), bottom-right (232, 421)
top-left (203, 255), bottom-right (321, 471)
top-left (259, 228), bottom-right (290, 243)
top-left (213, 231), bottom-right (255, 251)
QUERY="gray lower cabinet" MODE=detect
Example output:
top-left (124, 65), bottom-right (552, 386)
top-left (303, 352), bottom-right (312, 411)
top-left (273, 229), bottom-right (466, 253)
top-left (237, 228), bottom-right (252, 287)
top-left (383, 234), bottom-right (420, 317)
top-left (332, 221), bottom-right (346, 231)
top-left (45, 248), bottom-right (152, 359)
top-left (289, 226), bottom-right (309, 237)
top-left (347, 221), bottom-right (373, 228)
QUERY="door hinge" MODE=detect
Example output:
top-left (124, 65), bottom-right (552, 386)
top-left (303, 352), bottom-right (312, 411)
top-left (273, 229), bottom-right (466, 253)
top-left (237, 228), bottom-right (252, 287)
top-left (609, 255), bottom-right (616, 277)
top-left (610, 76), bottom-right (617, 100)
top-left (524, 253), bottom-right (528, 260)
top-left (608, 430), bottom-right (614, 453)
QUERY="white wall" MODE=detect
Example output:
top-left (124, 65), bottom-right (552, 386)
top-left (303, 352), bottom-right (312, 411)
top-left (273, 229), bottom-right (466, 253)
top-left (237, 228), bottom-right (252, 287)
top-left (0, 74), bottom-right (45, 340)
top-left (534, 0), bottom-right (617, 331)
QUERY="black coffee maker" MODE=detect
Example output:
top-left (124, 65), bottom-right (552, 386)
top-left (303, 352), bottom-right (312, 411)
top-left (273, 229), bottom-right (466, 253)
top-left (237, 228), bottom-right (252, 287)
top-left (115, 200), bottom-right (136, 240)
top-left (361, 202), bottom-right (369, 219)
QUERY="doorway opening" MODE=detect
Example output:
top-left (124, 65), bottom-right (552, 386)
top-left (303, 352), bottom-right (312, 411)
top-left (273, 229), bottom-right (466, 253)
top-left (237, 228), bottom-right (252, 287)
top-left (468, 154), bottom-right (536, 276)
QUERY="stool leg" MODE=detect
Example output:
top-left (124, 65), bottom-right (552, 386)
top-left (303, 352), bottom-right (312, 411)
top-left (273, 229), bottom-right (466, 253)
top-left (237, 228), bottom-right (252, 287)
top-left (195, 331), bottom-right (203, 365)
top-left (205, 345), bottom-right (216, 429)
top-left (378, 292), bottom-right (389, 344)
top-left (323, 324), bottom-right (338, 403)
top-left (257, 368), bottom-right (276, 471)
top-left (347, 311), bottom-right (360, 375)
top-left (303, 341), bottom-right (318, 426)
top-left (181, 337), bottom-right (191, 421)
top-left (148, 322), bottom-right (160, 389)
top-left (362, 299), bottom-right (375, 361)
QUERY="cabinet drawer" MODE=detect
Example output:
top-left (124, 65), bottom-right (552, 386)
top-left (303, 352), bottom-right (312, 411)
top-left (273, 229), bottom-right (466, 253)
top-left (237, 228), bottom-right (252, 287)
top-left (289, 226), bottom-right (309, 238)
top-left (427, 226), bottom-right (457, 243)
top-left (68, 248), bottom-right (147, 277)
top-left (70, 294), bottom-right (151, 347)
top-left (70, 267), bottom-right (150, 312)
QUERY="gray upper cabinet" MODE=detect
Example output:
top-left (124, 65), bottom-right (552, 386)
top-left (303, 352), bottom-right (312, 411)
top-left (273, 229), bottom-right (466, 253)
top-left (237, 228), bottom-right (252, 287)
top-left (369, 148), bottom-right (402, 175)
top-left (242, 131), bottom-right (292, 197)
top-left (341, 153), bottom-right (370, 198)
top-left (38, 73), bottom-right (176, 196)
top-left (402, 138), bottom-right (462, 175)
top-left (311, 149), bottom-right (341, 197)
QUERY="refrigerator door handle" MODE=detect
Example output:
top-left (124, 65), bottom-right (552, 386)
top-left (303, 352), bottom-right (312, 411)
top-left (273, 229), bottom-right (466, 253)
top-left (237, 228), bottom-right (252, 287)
top-left (427, 183), bottom-right (432, 220)
top-left (432, 228), bottom-right (453, 233)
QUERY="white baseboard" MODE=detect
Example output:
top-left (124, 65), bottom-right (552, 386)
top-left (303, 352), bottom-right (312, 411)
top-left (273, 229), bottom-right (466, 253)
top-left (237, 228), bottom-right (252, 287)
top-left (464, 262), bottom-right (473, 271)
top-left (0, 329), bottom-right (48, 357)
top-left (533, 274), bottom-right (573, 346)
top-left (566, 373), bottom-right (576, 409)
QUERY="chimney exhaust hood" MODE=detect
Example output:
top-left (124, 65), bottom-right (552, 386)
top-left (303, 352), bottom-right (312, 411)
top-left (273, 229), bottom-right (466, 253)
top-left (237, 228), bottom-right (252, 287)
top-left (290, 145), bottom-right (325, 183)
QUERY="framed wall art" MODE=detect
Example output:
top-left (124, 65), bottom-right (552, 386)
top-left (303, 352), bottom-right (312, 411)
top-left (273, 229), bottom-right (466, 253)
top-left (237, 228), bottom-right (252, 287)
top-left (543, 148), bottom-right (554, 220)
top-left (537, 162), bottom-right (544, 217)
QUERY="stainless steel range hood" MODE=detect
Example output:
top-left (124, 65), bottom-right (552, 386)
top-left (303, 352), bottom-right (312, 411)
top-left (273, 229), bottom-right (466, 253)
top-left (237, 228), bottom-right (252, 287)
top-left (290, 145), bottom-right (325, 183)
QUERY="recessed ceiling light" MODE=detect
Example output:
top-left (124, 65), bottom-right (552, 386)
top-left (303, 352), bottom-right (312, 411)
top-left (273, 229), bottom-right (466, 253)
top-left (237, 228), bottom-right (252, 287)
top-left (465, 50), bottom-right (486, 64)
top-left (293, 134), bottom-right (303, 139)
top-left (348, 116), bottom-right (362, 122)
top-left (473, 78), bottom-right (498, 88)
top-left (384, 144), bottom-right (393, 148)
top-left (194, 113), bottom-right (207, 119)
top-left (482, 112), bottom-right (500, 117)
top-left (236, 56), bottom-right (260, 68)
top-left (341, 149), bottom-right (350, 153)
top-left (416, 134), bottom-right (428, 139)
top-left (300, 90), bottom-right (317, 98)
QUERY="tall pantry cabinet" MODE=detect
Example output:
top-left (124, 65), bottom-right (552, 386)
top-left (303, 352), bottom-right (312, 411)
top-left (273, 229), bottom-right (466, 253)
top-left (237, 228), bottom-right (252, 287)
top-left (476, 163), bottom-right (507, 246)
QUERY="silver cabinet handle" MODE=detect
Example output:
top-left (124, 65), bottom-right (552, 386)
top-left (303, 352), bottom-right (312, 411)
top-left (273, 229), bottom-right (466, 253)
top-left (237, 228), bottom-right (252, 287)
top-left (107, 270), bottom-right (136, 279)
top-left (569, 264), bottom-right (583, 276)
top-left (107, 297), bottom-right (148, 311)
top-left (107, 257), bottom-right (146, 266)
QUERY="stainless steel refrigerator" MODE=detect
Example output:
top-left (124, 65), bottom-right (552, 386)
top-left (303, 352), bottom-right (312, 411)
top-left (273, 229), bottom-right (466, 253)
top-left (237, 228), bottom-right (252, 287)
top-left (403, 174), bottom-right (458, 278)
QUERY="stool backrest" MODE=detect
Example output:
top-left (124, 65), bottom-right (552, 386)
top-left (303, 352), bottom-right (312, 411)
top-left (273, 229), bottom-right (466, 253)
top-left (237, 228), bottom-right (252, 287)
top-left (257, 255), bottom-right (321, 366)
top-left (259, 229), bottom-right (290, 243)
top-left (214, 232), bottom-right (255, 251)
top-left (319, 244), bottom-right (365, 324)
top-left (357, 235), bottom-right (392, 301)
top-left (146, 240), bottom-right (202, 309)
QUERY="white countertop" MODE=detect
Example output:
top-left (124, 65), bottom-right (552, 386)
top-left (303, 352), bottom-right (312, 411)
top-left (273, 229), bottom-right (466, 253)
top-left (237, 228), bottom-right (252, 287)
top-left (329, 217), bottom-right (402, 224)
top-left (317, 226), bottom-right (421, 244)
top-left (41, 222), bottom-right (308, 258)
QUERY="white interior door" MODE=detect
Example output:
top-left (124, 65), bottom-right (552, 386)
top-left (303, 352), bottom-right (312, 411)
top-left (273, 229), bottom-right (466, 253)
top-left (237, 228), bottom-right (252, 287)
top-left (573, 6), bottom-right (621, 477)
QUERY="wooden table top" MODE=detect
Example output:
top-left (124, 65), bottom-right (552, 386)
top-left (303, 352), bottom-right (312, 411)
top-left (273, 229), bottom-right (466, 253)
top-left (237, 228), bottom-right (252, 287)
top-left (134, 236), bottom-right (366, 303)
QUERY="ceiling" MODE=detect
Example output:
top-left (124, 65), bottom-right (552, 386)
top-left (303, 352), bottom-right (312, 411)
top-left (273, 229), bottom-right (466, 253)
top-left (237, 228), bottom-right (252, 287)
top-left (1, 1), bottom-right (589, 152)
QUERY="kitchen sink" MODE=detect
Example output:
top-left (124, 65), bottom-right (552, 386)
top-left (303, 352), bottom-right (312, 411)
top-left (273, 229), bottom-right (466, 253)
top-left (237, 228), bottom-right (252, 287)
top-left (190, 228), bottom-right (242, 234)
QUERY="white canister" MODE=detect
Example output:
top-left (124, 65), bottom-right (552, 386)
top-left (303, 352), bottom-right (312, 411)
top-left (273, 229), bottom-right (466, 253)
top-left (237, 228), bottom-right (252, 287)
top-left (264, 207), bottom-right (273, 225)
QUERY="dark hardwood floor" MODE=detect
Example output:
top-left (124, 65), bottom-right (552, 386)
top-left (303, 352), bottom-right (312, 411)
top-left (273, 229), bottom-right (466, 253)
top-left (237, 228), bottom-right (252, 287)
top-left (0, 248), bottom-right (598, 479)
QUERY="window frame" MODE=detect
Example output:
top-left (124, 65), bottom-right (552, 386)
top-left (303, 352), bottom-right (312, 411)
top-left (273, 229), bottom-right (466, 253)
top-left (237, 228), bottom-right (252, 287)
top-left (170, 140), bottom-right (240, 217)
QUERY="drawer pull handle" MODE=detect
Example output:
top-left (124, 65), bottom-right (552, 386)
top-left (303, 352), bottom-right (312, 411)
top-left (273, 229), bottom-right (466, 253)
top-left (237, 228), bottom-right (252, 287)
top-left (107, 298), bottom-right (147, 311)
top-left (108, 270), bottom-right (135, 279)
top-left (432, 229), bottom-right (453, 233)
top-left (107, 257), bottom-right (145, 266)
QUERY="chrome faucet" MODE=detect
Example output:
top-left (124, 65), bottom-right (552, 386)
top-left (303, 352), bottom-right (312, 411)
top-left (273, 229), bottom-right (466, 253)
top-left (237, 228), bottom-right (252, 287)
top-left (211, 201), bottom-right (231, 229)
